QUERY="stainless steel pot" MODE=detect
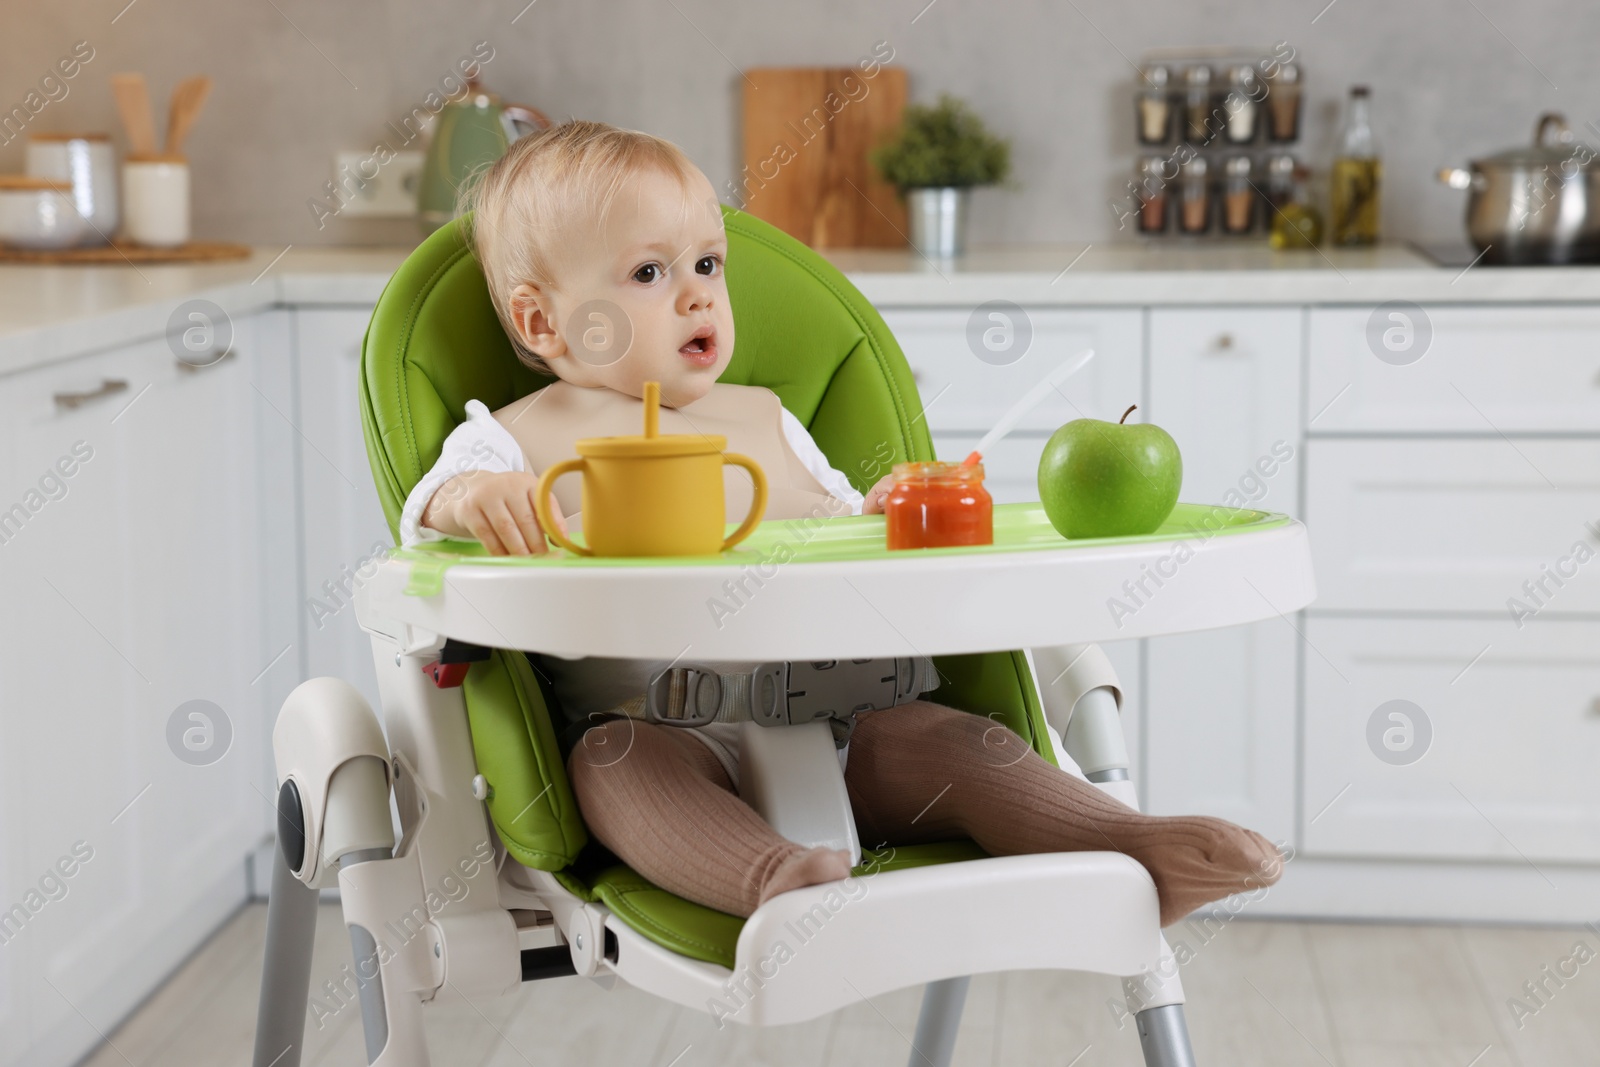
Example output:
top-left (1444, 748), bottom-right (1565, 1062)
top-left (1438, 113), bottom-right (1600, 265)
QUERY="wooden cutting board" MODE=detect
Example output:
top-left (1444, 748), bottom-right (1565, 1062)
top-left (740, 66), bottom-right (907, 248)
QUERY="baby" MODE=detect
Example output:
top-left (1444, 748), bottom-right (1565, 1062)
top-left (401, 120), bottom-right (1282, 923)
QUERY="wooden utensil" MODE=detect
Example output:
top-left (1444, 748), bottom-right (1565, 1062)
top-left (740, 67), bottom-right (908, 248)
top-left (111, 73), bottom-right (159, 157)
top-left (164, 75), bottom-right (213, 156)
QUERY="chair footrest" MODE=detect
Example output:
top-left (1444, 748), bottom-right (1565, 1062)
top-left (603, 851), bottom-right (1164, 1027)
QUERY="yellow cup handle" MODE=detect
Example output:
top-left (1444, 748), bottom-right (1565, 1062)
top-left (720, 453), bottom-right (768, 552)
top-left (534, 458), bottom-right (590, 556)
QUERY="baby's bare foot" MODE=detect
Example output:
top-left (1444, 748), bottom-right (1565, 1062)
top-left (757, 846), bottom-right (854, 907)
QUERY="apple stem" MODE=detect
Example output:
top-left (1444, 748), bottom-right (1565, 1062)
top-left (1119, 404), bottom-right (1137, 425)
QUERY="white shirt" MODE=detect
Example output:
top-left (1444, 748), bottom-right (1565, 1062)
top-left (399, 398), bottom-right (864, 548)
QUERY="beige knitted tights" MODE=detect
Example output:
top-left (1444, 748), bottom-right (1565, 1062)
top-left (566, 701), bottom-right (1282, 925)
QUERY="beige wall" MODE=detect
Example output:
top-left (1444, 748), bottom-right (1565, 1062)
top-left (2, 0), bottom-right (1591, 248)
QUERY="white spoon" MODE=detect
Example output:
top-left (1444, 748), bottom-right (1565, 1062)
top-left (959, 348), bottom-right (1096, 468)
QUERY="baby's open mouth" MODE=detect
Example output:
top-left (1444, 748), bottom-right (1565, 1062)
top-left (679, 324), bottom-right (718, 365)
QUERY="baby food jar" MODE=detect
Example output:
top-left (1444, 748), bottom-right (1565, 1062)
top-left (884, 461), bottom-right (993, 550)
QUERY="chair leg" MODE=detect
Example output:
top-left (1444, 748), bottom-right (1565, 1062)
top-left (907, 976), bottom-right (969, 1067)
top-left (252, 837), bottom-right (320, 1067)
top-left (1136, 1004), bottom-right (1198, 1067)
top-left (338, 849), bottom-right (433, 1067)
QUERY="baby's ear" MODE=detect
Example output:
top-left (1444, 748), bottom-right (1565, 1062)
top-left (509, 284), bottom-right (565, 361)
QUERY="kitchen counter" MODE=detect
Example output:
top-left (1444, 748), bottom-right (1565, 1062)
top-left (0, 247), bottom-right (407, 377)
top-left (824, 242), bottom-right (1600, 305)
top-left (9, 241), bottom-right (1600, 376)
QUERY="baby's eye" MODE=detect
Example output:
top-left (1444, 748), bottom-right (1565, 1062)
top-left (632, 262), bottom-right (662, 284)
top-left (695, 254), bottom-right (721, 277)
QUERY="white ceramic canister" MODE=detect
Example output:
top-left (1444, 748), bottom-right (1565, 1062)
top-left (0, 176), bottom-right (91, 250)
top-left (122, 155), bottom-right (190, 248)
top-left (26, 133), bottom-right (119, 243)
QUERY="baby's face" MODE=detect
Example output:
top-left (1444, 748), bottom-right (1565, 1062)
top-left (521, 167), bottom-right (734, 409)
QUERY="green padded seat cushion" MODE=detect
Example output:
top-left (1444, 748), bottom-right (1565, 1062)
top-left (359, 209), bottom-right (1059, 960)
top-left (557, 841), bottom-right (991, 969)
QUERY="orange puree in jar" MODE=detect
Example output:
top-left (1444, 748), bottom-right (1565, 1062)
top-left (884, 461), bottom-right (993, 550)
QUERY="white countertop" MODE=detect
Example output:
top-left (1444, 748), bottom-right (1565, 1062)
top-left (7, 241), bottom-right (1600, 377)
top-left (822, 243), bottom-right (1600, 305)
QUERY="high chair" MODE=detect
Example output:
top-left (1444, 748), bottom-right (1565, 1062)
top-left (251, 209), bottom-right (1315, 1067)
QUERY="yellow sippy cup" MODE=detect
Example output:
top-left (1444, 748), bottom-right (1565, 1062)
top-left (534, 381), bottom-right (768, 557)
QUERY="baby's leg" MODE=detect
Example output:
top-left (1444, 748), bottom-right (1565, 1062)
top-left (844, 702), bottom-right (1283, 927)
top-left (566, 720), bottom-right (851, 917)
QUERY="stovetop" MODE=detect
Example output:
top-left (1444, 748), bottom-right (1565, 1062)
top-left (1410, 241), bottom-right (1600, 269)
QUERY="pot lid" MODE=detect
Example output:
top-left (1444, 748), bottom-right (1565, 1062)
top-left (574, 381), bottom-right (726, 458)
top-left (1478, 112), bottom-right (1597, 167)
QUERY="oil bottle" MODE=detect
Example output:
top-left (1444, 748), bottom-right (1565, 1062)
top-left (1330, 85), bottom-right (1381, 245)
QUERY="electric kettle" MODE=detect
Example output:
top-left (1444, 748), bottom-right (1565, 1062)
top-left (416, 77), bottom-right (550, 233)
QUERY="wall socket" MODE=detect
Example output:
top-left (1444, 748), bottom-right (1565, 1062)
top-left (331, 150), bottom-right (423, 218)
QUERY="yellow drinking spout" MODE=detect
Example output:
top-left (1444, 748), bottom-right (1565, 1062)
top-left (643, 380), bottom-right (660, 438)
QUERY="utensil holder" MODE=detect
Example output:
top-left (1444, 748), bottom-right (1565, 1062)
top-left (122, 156), bottom-right (190, 247)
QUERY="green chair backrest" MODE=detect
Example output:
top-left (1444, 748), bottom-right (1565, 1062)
top-left (358, 208), bottom-right (1053, 871)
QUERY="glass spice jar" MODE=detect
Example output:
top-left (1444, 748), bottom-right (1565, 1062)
top-left (884, 461), bottom-right (993, 550)
top-left (1264, 153), bottom-right (1297, 212)
top-left (1221, 155), bottom-right (1255, 234)
top-left (1136, 64), bottom-right (1173, 145)
top-left (1264, 62), bottom-right (1302, 142)
top-left (1269, 165), bottom-right (1324, 249)
top-left (1224, 65), bottom-right (1261, 144)
top-left (1177, 155), bottom-right (1210, 234)
top-left (1135, 155), bottom-right (1169, 233)
top-left (1183, 64), bottom-right (1214, 142)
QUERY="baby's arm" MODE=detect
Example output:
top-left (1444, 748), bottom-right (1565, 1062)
top-left (778, 407), bottom-right (868, 515)
top-left (780, 408), bottom-right (895, 515)
top-left (399, 400), bottom-right (565, 555)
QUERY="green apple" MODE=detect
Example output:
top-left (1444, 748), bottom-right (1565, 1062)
top-left (1038, 405), bottom-right (1182, 538)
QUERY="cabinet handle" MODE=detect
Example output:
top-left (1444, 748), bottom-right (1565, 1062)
top-left (1214, 333), bottom-right (1235, 350)
top-left (53, 378), bottom-right (129, 409)
top-left (175, 347), bottom-right (236, 372)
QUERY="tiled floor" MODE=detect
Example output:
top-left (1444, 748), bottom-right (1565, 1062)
top-left (80, 904), bottom-right (1600, 1067)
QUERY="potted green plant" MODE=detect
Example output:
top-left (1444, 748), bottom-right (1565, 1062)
top-left (872, 94), bottom-right (1012, 256)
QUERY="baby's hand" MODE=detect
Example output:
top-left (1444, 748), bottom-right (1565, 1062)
top-left (422, 471), bottom-right (567, 555)
top-left (861, 472), bottom-right (897, 516)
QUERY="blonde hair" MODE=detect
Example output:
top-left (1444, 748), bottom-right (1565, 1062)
top-left (461, 120), bottom-right (703, 374)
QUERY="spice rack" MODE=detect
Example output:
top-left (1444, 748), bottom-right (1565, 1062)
top-left (1124, 45), bottom-right (1303, 240)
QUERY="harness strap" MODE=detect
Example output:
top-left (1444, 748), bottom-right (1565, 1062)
top-left (614, 657), bottom-right (940, 730)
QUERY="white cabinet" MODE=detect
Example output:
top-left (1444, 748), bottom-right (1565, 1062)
top-left (1142, 309), bottom-right (1303, 843)
top-left (293, 309), bottom-right (392, 717)
top-left (1306, 437), bottom-right (1600, 614)
top-left (0, 320), bottom-right (279, 1067)
top-left (1147, 309), bottom-right (1303, 516)
top-left (0, 344), bottom-right (139, 1065)
top-left (1307, 305), bottom-right (1600, 433)
top-left (1302, 616), bottom-right (1600, 863)
top-left (880, 307), bottom-right (1142, 435)
top-left (252, 311), bottom-right (304, 823)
